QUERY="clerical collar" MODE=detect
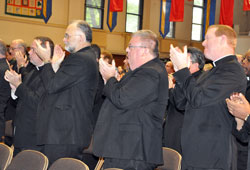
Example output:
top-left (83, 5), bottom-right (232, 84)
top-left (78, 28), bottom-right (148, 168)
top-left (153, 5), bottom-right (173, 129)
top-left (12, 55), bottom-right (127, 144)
top-left (36, 63), bottom-right (44, 70)
top-left (213, 54), bottom-right (233, 67)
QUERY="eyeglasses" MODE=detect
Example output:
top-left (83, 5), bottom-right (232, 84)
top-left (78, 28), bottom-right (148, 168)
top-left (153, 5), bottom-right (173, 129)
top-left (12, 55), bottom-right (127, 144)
top-left (9, 47), bottom-right (20, 51)
top-left (128, 45), bottom-right (147, 49)
top-left (64, 33), bottom-right (81, 39)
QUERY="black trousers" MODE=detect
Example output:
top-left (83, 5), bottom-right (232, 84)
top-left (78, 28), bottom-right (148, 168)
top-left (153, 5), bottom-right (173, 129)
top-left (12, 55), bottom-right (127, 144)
top-left (40, 144), bottom-right (83, 166)
top-left (103, 158), bottom-right (157, 170)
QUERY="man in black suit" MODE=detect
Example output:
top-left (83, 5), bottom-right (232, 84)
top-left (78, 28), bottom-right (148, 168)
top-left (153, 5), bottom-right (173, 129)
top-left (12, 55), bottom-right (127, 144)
top-left (34, 20), bottom-right (99, 165)
top-left (93, 30), bottom-right (169, 170)
top-left (0, 40), bottom-right (11, 143)
top-left (170, 25), bottom-right (247, 170)
top-left (4, 37), bottom-right (54, 156)
top-left (226, 50), bottom-right (250, 170)
top-left (163, 47), bottom-right (205, 154)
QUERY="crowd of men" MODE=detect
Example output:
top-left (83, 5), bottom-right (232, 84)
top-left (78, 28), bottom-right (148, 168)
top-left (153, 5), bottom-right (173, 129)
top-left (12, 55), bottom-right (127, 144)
top-left (0, 20), bottom-right (250, 170)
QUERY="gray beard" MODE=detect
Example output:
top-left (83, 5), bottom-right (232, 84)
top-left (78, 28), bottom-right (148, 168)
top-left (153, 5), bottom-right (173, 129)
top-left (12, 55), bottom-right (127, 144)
top-left (65, 46), bottom-right (75, 53)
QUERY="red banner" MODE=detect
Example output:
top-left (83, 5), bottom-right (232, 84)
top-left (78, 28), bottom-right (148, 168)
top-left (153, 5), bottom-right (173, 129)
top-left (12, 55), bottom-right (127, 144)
top-left (219, 0), bottom-right (234, 27)
top-left (243, 0), bottom-right (250, 11)
top-left (169, 0), bottom-right (184, 22)
top-left (110, 0), bottom-right (123, 12)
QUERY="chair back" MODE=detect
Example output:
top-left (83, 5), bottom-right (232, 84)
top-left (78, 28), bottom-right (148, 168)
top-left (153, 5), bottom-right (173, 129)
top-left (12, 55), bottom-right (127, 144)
top-left (156, 147), bottom-right (182, 170)
top-left (0, 143), bottom-right (13, 170)
top-left (94, 157), bottom-right (104, 170)
top-left (6, 150), bottom-right (48, 170)
top-left (5, 120), bottom-right (13, 137)
top-left (49, 158), bottom-right (89, 170)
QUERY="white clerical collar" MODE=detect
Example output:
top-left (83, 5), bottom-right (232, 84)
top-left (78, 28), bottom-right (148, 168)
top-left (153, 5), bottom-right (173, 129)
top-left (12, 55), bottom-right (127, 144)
top-left (212, 54), bottom-right (233, 67)
top-left (36, 63), bottom-right (45, 70)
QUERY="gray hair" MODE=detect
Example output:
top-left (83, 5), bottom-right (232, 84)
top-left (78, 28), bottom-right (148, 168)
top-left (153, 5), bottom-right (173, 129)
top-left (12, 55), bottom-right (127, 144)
top-left (188, 47), bottom-right (205, 70)
top-left (132, 30), bottom-right (159, 58)
top-left (0, 39), bottom-right (7, 56)
top-left (71, 20), bottom-right (92, 43)
top-left (12, 39), bottom-right (27, 53)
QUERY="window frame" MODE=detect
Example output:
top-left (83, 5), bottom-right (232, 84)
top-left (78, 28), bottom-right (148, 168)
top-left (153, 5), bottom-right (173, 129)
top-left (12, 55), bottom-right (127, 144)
top-left (125, 0), bottom-right (144, 33)
top-left (84, 0), bottom-right (105, 29)
top-left (191, 0), bottom-right (205, 41)
top-left (166, 22), bottom-right (175, 38)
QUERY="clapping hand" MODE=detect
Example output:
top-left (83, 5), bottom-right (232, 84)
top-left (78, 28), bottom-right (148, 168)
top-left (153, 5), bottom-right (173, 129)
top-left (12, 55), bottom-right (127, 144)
top-left (51, 45), bottom-right (65, 72)
top-left (15, 50), bottom-right (28, 69)
top-left (4, 69), bottom-right (22, 89)
top-left (34, 40), bottom-right (51, 63)
top-left (170, 44), bottom-right (190, 71)
top-left (99, 58), bottom-right (117, 84)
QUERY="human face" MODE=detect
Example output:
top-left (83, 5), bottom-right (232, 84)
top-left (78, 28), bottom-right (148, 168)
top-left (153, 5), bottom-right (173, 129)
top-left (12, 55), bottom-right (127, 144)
top-left (165, 61), bottom-right (174, 74)
top-left (63, 24), bottom-right (82, 53)
top-left (28, 40), bottom-right (44, 66)
top-left (242, 56), bottom-right (250, 76)
top-left (126, 36), bottom-right (146, 71)
top-left (9, 42), bottom-right (25, 58)
top-left (202, 28), bottom-right (221, 61)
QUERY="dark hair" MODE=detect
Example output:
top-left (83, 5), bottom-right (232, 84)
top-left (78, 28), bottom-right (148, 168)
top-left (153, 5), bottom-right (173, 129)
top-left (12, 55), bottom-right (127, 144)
top-left (34, 36), bottom-right (55, 58)
top-left (188, 47), bottom-right (205, 70)
top-left (101, 51), bottom-right (113, 64)
top-left (91, 44), bottom-right (101, 59)
top-left (72, 20), bottom-right (92, 43)
top-left (0, 39), bottom-right (7, 56)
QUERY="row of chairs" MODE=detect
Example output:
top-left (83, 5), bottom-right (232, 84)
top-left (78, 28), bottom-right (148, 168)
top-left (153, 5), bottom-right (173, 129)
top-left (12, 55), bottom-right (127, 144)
top-left (0, 143), bottom-right (181, 170)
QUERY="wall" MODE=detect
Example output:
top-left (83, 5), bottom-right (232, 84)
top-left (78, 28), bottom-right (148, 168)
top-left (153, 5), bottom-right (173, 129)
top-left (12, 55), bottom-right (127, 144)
top-left (0, 0), bottom-right (249, 57)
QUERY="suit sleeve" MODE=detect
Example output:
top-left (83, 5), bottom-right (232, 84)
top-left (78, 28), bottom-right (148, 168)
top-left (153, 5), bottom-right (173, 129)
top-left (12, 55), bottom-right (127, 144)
top-left (232, 120), bottom-right (250, 143)
top-left (174, 65), bottom-right (246, 108)
top-left (40, 54), bottom-right (97, 94)
top-left (0, 70), bottom-right (11, 138)
top-left (103, 68), bottom-right (159, 109)
top-left (172, 84), bottom-right (187, 111)
top-left (15, 82), bottom-right (45, 107)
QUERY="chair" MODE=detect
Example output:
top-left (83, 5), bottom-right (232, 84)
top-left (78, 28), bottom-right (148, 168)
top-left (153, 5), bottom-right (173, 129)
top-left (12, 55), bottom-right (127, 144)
top-left (49, 158), bottom-right (89, 170)
top-left (94, 158), bottom-right (104, 170)
top-left (0, 143), bottom-right (13, 170)
top-left (156, 147), bottom-right (182, 170)
top-left (82, 137), bottom-right (104, 170)
top-left (6, 150), bottom-right (48, 170)
top-left (5, 120), bottom-right (13, 138)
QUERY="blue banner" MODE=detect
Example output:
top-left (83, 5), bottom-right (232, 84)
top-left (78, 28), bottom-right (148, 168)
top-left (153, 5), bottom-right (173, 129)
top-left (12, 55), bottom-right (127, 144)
top-left (159, 0), bottom-right (171, 38)
top-left (42, 0), bottom-right (52, 23)
top-left (203, 0), bottom-right (216, 39)
top-left (107, 0), bottom-right (117, 32)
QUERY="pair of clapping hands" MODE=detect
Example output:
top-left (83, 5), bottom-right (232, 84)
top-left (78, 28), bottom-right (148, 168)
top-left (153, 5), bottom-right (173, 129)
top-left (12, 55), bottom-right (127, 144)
top-left (5, 40), bottom-right (65, 90)
top-left (99, 57), bottom-right (118, 84)
top-left (226, 93), bottom-right (250, 130)
top-left (31, 40), bottom-right (65, 72)
top-left (169, 44), bottom-right (191, 72)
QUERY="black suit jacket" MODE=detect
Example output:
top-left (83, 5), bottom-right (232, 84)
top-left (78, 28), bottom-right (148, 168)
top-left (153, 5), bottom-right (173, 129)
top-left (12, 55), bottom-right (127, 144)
top-left (232, 80), bottom-right (250, 170)
top-left (174, 55), bottom-right (246, 169)
top-left (0, 58), bottom-right (11, 140)
top-left (36, 46), bottom-right (99, 147)
top-left (13, 66), bottom-right (45, 147)
top-left (93, 57), bottom-right (169, 165)
top-left (163, 70), bottom-right (203, 154)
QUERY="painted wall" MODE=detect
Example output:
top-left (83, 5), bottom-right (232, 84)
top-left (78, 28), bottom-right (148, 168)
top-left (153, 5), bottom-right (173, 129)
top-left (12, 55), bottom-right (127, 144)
top-left (0, 0), bottom-right (249, 56)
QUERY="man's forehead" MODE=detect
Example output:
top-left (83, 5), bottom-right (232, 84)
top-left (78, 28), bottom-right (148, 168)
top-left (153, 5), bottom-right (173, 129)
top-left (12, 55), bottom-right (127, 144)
top-left (129, 36), bottom-right (141, 43)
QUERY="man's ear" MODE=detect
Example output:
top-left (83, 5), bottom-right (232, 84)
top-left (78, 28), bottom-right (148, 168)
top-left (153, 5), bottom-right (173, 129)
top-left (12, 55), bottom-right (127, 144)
top-left (220, 35), bottom-right (227, 47)
top-left (79, 33), bottom-right (87, 43)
